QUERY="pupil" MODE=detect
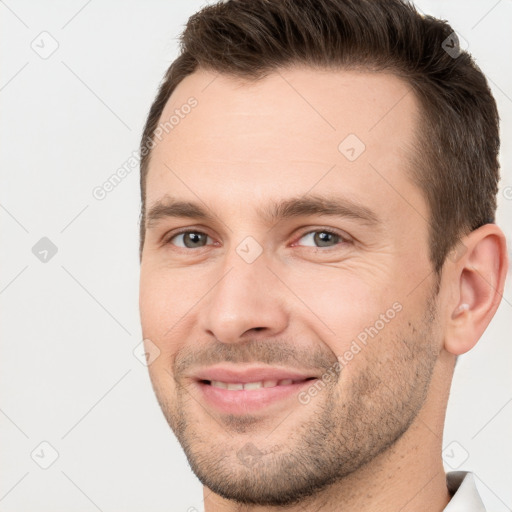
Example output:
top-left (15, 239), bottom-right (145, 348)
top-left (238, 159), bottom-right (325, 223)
top-left (185, 233), bottom-right (205, 248)
top-left (315, 231), bottom-right (337, 247)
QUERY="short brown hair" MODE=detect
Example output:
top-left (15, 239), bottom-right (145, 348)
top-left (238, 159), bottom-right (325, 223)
top-left (139, 0), bottom-right (500, 272)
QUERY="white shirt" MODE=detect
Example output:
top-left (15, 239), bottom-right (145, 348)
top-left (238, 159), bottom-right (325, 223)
top-left (444, 472), bottom-right (486, 511)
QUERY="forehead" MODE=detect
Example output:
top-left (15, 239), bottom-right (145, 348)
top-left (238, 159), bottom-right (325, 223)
top-left (146, 67), bottom-right (425, 225)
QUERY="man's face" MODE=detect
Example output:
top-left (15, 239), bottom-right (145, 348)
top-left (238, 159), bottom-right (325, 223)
top-left (139, 68), bottom-right (442, 506)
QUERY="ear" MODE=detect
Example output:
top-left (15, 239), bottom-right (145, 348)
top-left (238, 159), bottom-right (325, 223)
top-left (442, 224), bottom-right (508, 356)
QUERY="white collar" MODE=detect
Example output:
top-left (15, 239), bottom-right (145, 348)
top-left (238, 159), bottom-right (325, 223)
top-left (444, 472), bottom-right (486, 511)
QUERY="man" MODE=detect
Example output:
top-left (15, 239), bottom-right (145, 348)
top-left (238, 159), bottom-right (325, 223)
top-left (138, 0), bottom-right (508, 510)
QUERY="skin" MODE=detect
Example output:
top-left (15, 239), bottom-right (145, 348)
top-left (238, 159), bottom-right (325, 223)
top-left (139, 68), bottom-right (508, 511)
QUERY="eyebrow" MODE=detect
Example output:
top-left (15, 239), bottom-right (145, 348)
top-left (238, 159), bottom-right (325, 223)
top-left (145, 194), bottom-right (380, 229)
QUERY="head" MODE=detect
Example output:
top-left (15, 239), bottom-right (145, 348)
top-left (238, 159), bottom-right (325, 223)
top-left (138, 0), bottom-right (507, 507)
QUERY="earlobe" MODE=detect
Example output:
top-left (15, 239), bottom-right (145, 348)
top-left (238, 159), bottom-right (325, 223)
top-left (444, 224), bottom-right (508, 356)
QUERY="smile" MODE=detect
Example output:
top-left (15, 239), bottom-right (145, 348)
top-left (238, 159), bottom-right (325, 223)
top-left (205, 378), bottom-right (313, 390)
top-left (193, 371), bottom-right (318, 414)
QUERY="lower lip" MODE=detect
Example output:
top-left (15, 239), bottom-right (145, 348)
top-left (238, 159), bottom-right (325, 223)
top-left (195, 380), bottom-right (317, 414)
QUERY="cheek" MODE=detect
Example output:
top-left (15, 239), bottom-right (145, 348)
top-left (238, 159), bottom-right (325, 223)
top-left (140, 265), bottom-right (214, 381)
top-left (139, 270), bottom-right (183, 396)
top-left (140, 274), bottom-right (178, 373)
top-left (139, 271), bottom-right (166, 339)
top-left (140, 265), bottom-right (197, 336)
top-left (289, 268), bottom-right (397, 353)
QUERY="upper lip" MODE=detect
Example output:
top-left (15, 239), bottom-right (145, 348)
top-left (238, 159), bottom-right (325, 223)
top-left (192, 365), bottom-right (319, 384)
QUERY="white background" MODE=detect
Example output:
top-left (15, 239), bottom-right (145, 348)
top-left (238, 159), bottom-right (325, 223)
top-left (1, 1), bottom-right (511, 511)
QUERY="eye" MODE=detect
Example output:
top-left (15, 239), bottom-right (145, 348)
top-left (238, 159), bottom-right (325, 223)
top-left (168, 231), bottom-right (213, 249)
top-left (295, 229), bottom-right (345, 248)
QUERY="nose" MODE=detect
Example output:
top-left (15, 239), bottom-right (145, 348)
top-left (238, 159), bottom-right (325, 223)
top-left (199, 252), bottom-right (289, 344)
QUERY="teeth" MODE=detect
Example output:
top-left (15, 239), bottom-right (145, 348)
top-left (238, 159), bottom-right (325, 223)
top-left (244, 381), bottom-right (263, 390)
top-left (209, 379), bottom-right (301, 390)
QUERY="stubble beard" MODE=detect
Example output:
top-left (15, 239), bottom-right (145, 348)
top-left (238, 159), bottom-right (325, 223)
top-left (152, 297), bottom-right (440, 507)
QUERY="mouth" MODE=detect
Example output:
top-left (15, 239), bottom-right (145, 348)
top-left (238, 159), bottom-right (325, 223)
top-left (201, 377), bottom-right (316, 390)
top-left (191, 366), bottom-right (320, 414)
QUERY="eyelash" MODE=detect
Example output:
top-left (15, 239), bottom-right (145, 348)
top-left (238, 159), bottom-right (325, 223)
top-left (164, 228), bottom-right (350, 250)
top-left (291, 228), bottom-right (347, 249)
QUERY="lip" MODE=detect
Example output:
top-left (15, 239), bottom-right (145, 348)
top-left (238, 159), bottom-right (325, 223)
top-left (193, 364), bottom-right (319, 384)
top-left (191, 364), bottom-right (319, 414)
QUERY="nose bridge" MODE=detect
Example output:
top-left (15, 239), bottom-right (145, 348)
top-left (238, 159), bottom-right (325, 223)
top-left (200, 243), bottom-right (288, 343)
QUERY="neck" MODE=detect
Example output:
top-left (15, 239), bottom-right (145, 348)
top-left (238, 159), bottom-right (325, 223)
top-left (203, 352), bottom-right (455, 512)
